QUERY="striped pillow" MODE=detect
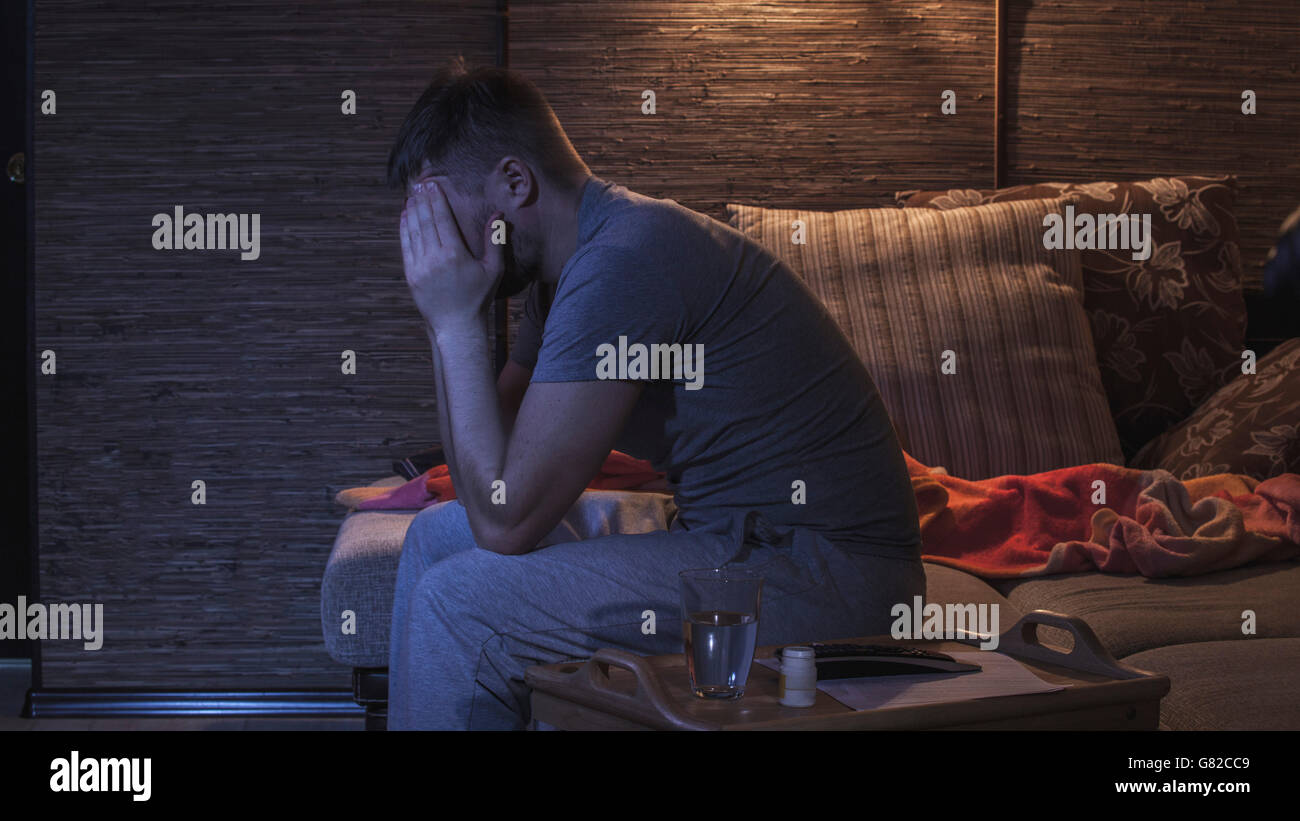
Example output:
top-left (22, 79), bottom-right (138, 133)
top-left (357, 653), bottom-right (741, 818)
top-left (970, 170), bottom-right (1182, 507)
top-left (726, 197), bottom-right (1124, 479)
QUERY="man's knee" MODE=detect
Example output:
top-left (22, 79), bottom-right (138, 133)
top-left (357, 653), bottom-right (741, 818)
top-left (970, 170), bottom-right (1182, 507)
top-left (400, 500), bottom-right (475, 572)
top-left (409, 547), bottom-right (516, 633)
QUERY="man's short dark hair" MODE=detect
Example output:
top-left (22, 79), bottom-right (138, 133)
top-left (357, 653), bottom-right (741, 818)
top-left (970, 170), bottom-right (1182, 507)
top-left (386, 56), bottom-right (590, 195)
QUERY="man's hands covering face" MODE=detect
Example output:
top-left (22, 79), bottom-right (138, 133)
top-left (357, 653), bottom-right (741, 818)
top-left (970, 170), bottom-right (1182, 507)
top-left (400, 181), bottom-right (505, 332)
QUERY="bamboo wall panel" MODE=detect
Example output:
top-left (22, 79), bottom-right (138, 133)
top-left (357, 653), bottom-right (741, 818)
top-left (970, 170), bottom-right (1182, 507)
top-left (509, 0), bottom-right (995, 217)
top-left (1004, 0), bottom-right (1299, 287)
top-left (35, 0), bottom-right (497, 688)
top-left (506, 0), bottom-right (996, 350)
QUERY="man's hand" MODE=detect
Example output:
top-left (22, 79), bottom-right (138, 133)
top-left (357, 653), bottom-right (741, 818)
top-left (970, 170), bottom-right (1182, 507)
top-left (400, 181), bottom-right (504, 331)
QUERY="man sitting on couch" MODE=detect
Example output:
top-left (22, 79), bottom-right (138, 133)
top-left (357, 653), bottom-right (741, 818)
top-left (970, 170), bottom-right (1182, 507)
top-left (385, 56), bottom-right (924, 730)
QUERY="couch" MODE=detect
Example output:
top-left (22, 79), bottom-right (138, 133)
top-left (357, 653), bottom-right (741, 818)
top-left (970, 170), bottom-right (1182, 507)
top-left (322, 497), bottom-right (1300, 730)
top-left (322, 174), bottom-right (1300, 730)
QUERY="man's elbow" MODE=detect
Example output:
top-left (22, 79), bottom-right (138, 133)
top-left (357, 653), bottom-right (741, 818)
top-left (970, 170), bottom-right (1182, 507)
top-left (480, 533), bottom-right (533, 556)
top-left (469, 515), bottom-right (535, 556)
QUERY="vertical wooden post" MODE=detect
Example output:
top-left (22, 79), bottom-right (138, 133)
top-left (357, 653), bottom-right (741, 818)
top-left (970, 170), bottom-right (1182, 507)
top-left (994, 0), bottom-right (1006, 189)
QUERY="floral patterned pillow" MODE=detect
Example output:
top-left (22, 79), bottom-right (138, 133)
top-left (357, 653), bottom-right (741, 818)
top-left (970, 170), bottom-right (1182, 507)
top-left (896, 176), bottom-right (1247, 459)
top-left (1129, 338), bottom-right (1300, 480)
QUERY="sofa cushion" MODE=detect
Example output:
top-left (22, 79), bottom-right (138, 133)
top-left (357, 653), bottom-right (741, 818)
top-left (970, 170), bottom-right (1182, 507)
top-left (1131, 337), bottom-right (1300, 480)
top-left (896, 176), bottom-right (1248, 459)
top-left (321, 508), bottom-right (419, 667)
top-left (726, 197), bottom-right (1123, 479)
top-left (923, 562), bottom-right (1023, 621)
top-left (1122, 638), bottom-right (1300, 730)
top-left (993, 561), bottom-right (1300, 658)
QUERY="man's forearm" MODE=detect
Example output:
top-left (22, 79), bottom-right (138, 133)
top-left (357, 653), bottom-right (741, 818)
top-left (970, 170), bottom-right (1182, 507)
top-left (428, 316), bottom-right (513, 546)
top-left (427, 327), bottom-right (465, 497)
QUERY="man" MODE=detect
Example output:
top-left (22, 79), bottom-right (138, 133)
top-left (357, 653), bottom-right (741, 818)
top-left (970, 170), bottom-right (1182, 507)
top-left (386, 56), bottom-right (923, 730)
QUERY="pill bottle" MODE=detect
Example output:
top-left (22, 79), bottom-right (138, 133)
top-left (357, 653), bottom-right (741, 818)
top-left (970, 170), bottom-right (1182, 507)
top-left (778, 646), bottom-right (817, 707)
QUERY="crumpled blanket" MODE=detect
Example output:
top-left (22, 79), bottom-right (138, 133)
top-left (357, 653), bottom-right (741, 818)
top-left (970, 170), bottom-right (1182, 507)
top-left (905, 452), bottom-right (1300, 578)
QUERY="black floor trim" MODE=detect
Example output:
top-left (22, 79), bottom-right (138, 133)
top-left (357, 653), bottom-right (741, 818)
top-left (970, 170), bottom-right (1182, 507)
top-left (24, 688), bottom-right (364, 718)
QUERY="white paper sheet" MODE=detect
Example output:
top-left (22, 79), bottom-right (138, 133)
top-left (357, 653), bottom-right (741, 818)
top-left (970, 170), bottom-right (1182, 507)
top-left (758, 651), bottom-right (1065, 711)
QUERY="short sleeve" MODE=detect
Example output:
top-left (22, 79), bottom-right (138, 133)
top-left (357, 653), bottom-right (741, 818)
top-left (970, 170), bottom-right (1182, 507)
top-left (531, 244), bottom-right (686, 383)
top-left (508, 282), bottom-right (551, 370)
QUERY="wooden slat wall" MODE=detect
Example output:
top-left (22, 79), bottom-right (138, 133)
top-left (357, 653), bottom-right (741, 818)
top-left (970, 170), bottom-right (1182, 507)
top-left (1005, 0), bottom-right (1299, 287)
top-left (506, 0), bottom-right (996, 349)
top-left (34, 0), bottom-right (498, 688)
top-left (511, 0), bottom-right (995, 216)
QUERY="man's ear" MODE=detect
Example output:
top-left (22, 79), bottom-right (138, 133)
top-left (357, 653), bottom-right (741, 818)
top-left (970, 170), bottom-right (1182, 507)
top-left (495, 157), bottom-right (540, 208)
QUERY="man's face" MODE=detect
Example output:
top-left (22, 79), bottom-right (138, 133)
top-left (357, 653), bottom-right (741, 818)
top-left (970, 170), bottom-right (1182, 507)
top-left (407, 166), bottom-right (542, 298)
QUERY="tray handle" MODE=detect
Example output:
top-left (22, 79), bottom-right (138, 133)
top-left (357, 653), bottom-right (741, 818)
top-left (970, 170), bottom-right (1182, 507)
top-left (994, 610), bottom-right (1152, 680)
top-left (529, 648), bottom-right (718, 731)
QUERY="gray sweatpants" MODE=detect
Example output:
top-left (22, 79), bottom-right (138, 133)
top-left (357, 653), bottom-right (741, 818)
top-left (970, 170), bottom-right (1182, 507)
top-left (387, 493), bottom-right (925, 730)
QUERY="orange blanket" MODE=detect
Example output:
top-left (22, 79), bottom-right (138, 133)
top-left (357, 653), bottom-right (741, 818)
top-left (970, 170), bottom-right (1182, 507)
top-left (339, 449), bottom-right (1300, 578)
top-left (906, 452), bottom-right (1300, 578)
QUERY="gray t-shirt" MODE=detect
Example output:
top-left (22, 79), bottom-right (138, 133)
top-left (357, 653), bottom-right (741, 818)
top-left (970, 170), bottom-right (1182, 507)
top-left (510, 176), bottom-right (920, 559)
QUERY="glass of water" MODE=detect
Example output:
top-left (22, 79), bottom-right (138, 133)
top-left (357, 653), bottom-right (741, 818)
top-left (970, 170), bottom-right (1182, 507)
top-left (679, 567), bottom-right (763, 699)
